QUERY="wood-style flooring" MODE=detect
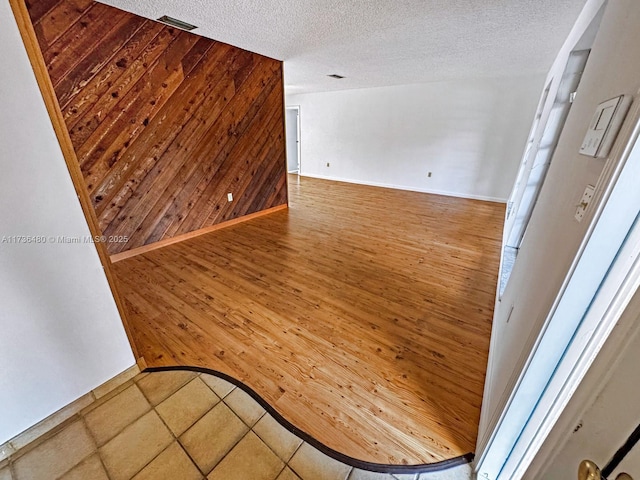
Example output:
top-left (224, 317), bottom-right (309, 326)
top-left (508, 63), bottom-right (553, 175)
top-left (113, 176), bottom-right (505, 466)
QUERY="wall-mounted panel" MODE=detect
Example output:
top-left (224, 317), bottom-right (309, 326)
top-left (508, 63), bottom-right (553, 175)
top-left (26, 0), bottom-right (287, 254)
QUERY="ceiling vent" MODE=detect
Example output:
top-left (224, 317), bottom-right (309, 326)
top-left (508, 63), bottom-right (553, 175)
top-left (327, 74), bottom-right (345, 79)
top-left (157, 15), bottom-right (198, 31)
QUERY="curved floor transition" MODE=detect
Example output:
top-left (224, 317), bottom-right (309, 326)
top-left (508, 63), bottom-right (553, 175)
top-left (1, 370), bottom-right (475, 480)
top-left (150, 366), bottom-right (473, 475)
top-left (113, 177), bottom-right (503, 468)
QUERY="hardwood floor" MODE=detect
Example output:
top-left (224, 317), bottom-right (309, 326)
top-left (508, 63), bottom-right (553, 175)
top-left (113, 176), bottom-right (505, 466)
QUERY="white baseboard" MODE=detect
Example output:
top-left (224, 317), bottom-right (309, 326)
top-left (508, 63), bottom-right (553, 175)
top-left (298, 172), bottom-right (507, 203)
top-left (0, 363), bottom-right (140, 462)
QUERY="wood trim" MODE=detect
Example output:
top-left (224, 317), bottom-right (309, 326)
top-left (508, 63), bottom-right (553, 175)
top-left (136, 356), bottom-right (148, 372)
top-left (8, 0), bottom-right (140, 358)
top-left (281, 62), bottom-right (291, 202)
top-left (110, 204), bottom-right (288, 263)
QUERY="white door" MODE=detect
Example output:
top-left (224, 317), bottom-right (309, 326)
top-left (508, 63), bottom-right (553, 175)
top-left (536, 311), bottom-right (640, 480)
top-left (285, 107), bottom-right (300, 173)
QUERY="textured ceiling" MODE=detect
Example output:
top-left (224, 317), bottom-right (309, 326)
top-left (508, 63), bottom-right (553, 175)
top-left (99, 0), bottom-right (589, 94)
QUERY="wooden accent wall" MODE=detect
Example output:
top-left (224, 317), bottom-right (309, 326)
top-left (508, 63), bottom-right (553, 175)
top-left (26, 0), bottom-right (287, 254)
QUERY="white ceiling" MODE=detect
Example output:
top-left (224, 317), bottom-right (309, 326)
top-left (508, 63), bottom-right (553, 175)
top-left (100, 0), bottom-right (589, 94)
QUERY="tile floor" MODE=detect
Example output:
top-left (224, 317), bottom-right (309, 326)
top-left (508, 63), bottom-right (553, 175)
top-left (0, 371), bottom-right (472, 480)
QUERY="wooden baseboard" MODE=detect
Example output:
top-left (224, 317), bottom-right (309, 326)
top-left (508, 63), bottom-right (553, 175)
top-left (110, 204), bottom-right (288, 263)
top-left (0, 364), bottom-right (140, 462)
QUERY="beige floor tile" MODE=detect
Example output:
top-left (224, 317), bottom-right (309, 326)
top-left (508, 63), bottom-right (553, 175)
top-left (84, 384), bottom-right (150, 446)
top-left (349, 469), bottom-right (395, 479)
top-left (156, 377), bottom-right (219, 436)
top-left (223, 388), bottom-right (265, 427)
top-left (394, 474), bottom-right (418, 480)
top-left (13, 420), bottom-right (95, 480)
top-left (99, 411), bottom-right (173, 480)
top-left (200, 374), bottom-right (236, 398)
top-left (253, 414), bottom-right (302, 462)
top-left (0, 467), bottom-right (11, 480)
top-left (59, 454), bottom-right (108, 480)
top-left (207, 432), bottom-right (284, 480)
top-left (417, 464), bottom-right (472, 480)
top-left (180, 402), bottom-right (248, 474)
top-left (132, 442), bottom-right (202, 480)
top-left (137, 370), bottom-right (197, 405)
top-left (277, 467), bottom-right (302, 480)
top-left (289, 443), bottom-right (352, 480)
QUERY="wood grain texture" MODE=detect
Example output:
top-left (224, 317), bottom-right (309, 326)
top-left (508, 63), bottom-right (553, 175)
top-left (26, 0), bottom-right (288, 254)
top-left (113, 176), bottom-right (505, 465)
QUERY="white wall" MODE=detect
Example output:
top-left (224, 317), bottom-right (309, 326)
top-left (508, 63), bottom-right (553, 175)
top-left (478, 0), bottom-right (640, 459)
top-left (0, 1), bottom-right (135, 444)
top-left (286, 75), bottom-right (545, 202)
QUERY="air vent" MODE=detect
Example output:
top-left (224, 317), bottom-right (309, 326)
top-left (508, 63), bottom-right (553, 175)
top-left (157, 15), bottom-right (197, 31)
top-left (327, 74), bottom-right (345, 79)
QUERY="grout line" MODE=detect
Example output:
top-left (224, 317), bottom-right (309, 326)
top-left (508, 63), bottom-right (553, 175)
top-left (221, 393), bottom-right (267, 429)
top-left (198, 372), bottom-right (237, 400)
top-left (135, 371), bottom-right (196, 406)
top-left (132, 440), bottom-right (177, 479)
top-left (141, 382), bottom-right (196, 478)
top-left (345, 466), bottom-right (354, 480)
top-left (247, 418), bottom-right (290, 476)
top-left (120, 410), bottom-right (175, 480)
top-left (79, 416), bottom-right (113, 479)
top-left (156, 377), bottom-right (223, 434)
top-left (198, 412), bottom-right (252, 477)
top-left (175, 438), bottom-right (206, 478)
top-left (286, 441), bottom-right (306, 478)
top-left (273, 462), bottom-right (287, 480)
top-left (150, 381), bottom-right (224, 477)
top-left (82, 385), bottom-right (152, 449)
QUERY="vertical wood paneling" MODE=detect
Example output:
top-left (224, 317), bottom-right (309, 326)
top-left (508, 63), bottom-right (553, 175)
top-left (26, 0), bottom-right (287, 254)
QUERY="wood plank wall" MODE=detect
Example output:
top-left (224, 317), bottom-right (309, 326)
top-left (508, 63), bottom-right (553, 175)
top-left (26, 0), bottom-right (288, 254)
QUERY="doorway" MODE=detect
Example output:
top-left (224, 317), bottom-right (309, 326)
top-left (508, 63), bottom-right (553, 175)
top-left (285, 106), bottom-right (300, 173)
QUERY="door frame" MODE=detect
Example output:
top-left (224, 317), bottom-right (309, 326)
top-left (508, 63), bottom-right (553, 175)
top-left (286, 105), bottom-right (301, 173)
top-left (475, 101), bottom-right (640, 479)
